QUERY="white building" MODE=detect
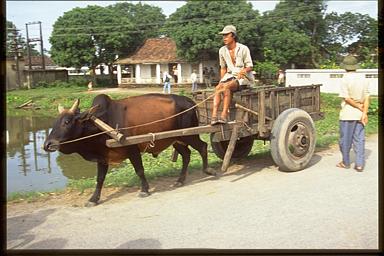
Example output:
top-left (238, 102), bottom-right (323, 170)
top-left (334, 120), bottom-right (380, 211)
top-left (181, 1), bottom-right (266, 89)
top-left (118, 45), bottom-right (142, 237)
top-left (285, 69), bottom-right (378, 95)
top-left (114, 37), bottom-right (219, 86)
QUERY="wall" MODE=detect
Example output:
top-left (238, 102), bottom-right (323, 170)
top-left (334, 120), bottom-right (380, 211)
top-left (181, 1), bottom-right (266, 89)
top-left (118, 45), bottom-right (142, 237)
top-left (6, 59), bottom-right (25, 90)
top-left (285, 69), bottom-right (378, 95)
top-left (23, 70), bottom-right (69, 88)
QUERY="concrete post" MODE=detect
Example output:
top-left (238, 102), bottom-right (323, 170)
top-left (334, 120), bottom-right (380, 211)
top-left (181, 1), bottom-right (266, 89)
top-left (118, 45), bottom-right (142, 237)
top-left (156, 64), bottom-right (161, 84)
top-left (117, 64), bottom-right (122, 85)
top-left (177, 63), bottom-right (182, 84)
top-left (136, 64), bottom-right (141, 83)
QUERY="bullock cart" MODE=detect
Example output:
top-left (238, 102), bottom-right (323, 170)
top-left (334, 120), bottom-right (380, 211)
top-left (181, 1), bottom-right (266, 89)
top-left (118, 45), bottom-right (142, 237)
top-left (104, 84), bottom-right (324, 172)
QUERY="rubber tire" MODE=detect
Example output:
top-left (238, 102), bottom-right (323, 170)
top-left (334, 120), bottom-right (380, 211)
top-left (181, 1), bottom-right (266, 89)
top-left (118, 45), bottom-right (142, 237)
top-left (270, 108), bottom-right (316, 172)
top-left (210, 134), bottom-right (254, 160)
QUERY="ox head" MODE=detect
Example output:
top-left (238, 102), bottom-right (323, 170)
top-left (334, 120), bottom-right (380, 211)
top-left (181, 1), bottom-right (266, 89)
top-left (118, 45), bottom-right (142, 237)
top-left (43, 99), bottom-right (98, 152)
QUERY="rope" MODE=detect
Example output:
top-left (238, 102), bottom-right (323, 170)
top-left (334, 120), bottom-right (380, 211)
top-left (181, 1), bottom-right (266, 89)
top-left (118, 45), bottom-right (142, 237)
top-left (58, 89), bottom-right (223, 145)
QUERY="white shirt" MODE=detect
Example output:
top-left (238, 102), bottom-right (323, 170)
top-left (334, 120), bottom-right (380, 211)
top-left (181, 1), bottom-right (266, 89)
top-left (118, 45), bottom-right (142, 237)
top-left (338, 72), bottom-right (370, 120)
top-left (219, 42), bottom-right (254, 86)
top-left (190, 72), bottom-right (197, 82)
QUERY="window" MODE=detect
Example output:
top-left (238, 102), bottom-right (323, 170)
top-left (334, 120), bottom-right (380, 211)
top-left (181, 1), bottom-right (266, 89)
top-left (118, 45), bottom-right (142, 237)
top-left (297, 74), bottom-right (310, 78)
top-left (365, 74), bottom-right (378, 78)
top-left (330, 74), bottom-right (343, 78)
top-left (150, 64), bottom-right (157, 77)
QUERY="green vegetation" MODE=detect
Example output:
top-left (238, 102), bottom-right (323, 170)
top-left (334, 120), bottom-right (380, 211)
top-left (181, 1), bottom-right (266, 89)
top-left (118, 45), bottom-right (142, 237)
top-left (6, 85), bottom-right (140, 117)
top-left (7, 190), bottom-right (64, 203)
top-left (6, 87), bottom-right (379, 201)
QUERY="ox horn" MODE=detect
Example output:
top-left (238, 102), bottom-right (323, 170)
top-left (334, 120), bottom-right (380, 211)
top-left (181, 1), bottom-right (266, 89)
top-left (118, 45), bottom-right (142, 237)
top-left (69, 99), bottom-right (80, 113)
top-left (58, 104), bottom-right (64, 114)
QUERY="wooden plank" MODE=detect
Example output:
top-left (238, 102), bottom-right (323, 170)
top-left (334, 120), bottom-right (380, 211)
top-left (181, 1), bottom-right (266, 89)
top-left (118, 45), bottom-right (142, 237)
top-left (106, 122), bottom-right (239, 148)
top-left (258, 90), bottom-right (266, 136)
top-left (90, 116), bottom-right (125, 143)
top-left (221, 124), bottom-right (240, 172)
top-left (235, 103), bottom-right (272, 121)
top-left (315, 85), bottom-right (320, 112)
top-left (16, 100), bottom-right (33, 109)
top-left (270, 91), bottom-right (275, 121)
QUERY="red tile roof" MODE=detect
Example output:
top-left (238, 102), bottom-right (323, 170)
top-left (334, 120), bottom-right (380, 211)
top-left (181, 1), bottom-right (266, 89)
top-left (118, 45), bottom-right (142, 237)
top-left (24, 56), bottom-right (55, 66)
top-left (116, 37), bottom-right (184, 64)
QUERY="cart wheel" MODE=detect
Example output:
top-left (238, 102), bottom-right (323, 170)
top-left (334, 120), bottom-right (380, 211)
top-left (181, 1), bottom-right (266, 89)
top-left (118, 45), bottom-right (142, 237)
top-left (270, 108), bottom-right (316, 172)
top-left (210, 134), bottom-right (254, 160)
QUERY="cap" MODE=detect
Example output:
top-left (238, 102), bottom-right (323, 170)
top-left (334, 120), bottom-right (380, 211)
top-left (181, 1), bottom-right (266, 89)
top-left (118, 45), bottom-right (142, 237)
top-left (341, 55), bottom-right (359, 71)
top-left (219, 25), bottom-right (237, 35)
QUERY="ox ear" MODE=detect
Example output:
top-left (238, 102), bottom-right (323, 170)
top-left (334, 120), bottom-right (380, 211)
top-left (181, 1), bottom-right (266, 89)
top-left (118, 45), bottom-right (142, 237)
top-left (69, 99), bottom-right (80, 113)
top-left (58, 104), bottom-right (65, 114)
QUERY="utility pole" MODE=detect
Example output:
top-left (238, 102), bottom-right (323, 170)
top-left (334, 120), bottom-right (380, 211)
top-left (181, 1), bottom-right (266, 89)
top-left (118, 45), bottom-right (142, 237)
top-left (26, 21), bottom-right (45, 70)
top-left (25, 23), bottom-right (32, 70)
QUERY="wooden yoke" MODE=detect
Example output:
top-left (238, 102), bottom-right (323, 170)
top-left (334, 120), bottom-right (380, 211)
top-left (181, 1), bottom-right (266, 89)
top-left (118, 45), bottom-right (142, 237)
top-left (89, 116), bottom-right (125, 143)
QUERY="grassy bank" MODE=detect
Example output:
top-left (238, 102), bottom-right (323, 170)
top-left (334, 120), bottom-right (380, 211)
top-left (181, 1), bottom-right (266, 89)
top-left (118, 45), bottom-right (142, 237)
top-left (6, 86), bottom-right (379, 201)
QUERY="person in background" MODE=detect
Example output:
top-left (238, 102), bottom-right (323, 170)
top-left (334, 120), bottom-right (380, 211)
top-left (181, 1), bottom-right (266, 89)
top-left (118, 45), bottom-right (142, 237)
top-left (211, 25), bottom-right (254, 125)
top-left (173, 65), bottom-right (178, 83)
top-left (191, 69), bottom-right (198, 92)
top-left (277, 69), bottom-right (285, 87)
top-left (163, 71), bottom-right (172, 94)
top-left (336, 55), bottom-right (370, 172)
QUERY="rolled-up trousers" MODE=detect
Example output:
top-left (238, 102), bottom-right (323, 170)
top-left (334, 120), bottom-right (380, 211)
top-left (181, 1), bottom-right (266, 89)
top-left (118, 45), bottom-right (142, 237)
top-left (339, 120), bottom-right (365, 167)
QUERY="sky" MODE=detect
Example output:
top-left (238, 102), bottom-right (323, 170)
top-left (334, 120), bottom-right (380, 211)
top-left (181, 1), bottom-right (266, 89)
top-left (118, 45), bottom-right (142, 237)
top-left (6, 0), bottom-right (378, 53)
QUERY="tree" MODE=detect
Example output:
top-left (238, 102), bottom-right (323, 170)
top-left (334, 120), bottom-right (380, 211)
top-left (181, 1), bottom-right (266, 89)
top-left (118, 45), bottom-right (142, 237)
top-left (107, 2), bottom-right (166, 56)
top-left (323, 11), bottom-right (378, 67)
top-left (162, 0), bottom-right (262, 62)
top-left (6, 20), bottom-right (40, 58)
top-left (50, 3), bottom-right (166, 82)
top-left (259, 0), bottom-right (327, 68)
top-left (50, 5), bottom-right (135, 81)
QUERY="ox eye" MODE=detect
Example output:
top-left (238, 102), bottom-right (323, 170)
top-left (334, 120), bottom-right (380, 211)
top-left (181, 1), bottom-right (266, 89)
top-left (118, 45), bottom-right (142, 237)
top-left (64, 119), bottom-right (71, 125)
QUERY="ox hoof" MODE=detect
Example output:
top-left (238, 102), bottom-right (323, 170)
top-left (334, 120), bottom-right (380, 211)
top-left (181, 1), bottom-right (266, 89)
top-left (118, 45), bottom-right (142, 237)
top-left (172, 181), bottom-right (184, 187)
top-left (85, 201), bottom-right (98, 207)
top-left (138, 191), bottom-right (151, 198)
top-left (204, 168), bottom-right (217, 176)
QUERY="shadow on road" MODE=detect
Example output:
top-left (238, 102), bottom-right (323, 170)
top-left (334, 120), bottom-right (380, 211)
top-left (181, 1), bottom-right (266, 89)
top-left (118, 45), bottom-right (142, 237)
top-left (100, 152), bottom-right (283, 204)
top-left (25, 238), bottom-right (68, 249)
top-left (7, 208), bottom-right (56, 249)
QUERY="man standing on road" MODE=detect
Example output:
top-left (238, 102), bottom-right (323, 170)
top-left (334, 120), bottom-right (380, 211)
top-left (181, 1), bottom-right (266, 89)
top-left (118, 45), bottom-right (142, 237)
top-left (337, 55), bottom-right (370, 172)
top-left (211, 25), bottom-right (254, 125)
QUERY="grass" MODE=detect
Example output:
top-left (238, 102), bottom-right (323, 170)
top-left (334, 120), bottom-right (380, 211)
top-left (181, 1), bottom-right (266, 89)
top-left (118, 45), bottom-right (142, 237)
top-left (6, 86), bottom-right (379, 201)
top-left (6, 86), bottom-right (141, 117)
top-left (7, 189), bottom-right (65, 203)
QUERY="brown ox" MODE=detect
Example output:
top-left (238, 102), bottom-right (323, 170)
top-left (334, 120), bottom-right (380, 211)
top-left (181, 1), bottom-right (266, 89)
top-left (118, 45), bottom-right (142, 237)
top-left (44, 93), bottom-right (213, 206)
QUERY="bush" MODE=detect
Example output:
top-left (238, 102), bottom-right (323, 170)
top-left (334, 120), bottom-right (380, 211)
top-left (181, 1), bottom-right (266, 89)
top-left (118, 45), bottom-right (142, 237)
top-left (368, 98), bottom-right (378, 115)
top-left (254, 61), bottom-right (279, 85)
top-left (34, 79), bottom-right (87, 88)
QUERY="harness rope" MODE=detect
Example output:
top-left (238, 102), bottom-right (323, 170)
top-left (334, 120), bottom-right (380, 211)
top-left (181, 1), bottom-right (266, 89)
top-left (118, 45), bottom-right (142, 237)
top-left (58, 89), bottom-right (223, 146)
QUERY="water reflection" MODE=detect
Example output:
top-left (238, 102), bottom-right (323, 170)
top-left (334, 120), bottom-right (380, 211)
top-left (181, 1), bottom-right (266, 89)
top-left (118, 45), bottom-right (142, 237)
top-left (6, 115), bottom-right (96, 195)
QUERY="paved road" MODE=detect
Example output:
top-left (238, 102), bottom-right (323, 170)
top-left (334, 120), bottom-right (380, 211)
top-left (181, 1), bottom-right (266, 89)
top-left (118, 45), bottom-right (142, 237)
top-left (7, 134), bottom-right (378, 249)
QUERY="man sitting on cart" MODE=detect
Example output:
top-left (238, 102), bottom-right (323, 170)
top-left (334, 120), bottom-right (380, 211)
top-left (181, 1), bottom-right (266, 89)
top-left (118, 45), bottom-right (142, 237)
top-left (211, 25), bottom-right (255, 125)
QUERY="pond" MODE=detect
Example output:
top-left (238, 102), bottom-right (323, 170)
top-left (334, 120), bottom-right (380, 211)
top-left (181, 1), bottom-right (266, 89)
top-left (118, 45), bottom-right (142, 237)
top-left (6, 115), bottom-right (97, 196)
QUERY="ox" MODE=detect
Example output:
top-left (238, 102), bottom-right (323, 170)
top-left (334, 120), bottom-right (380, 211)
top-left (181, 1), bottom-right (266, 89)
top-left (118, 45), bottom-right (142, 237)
top-left (44, 93), bottom-right (214, 206)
